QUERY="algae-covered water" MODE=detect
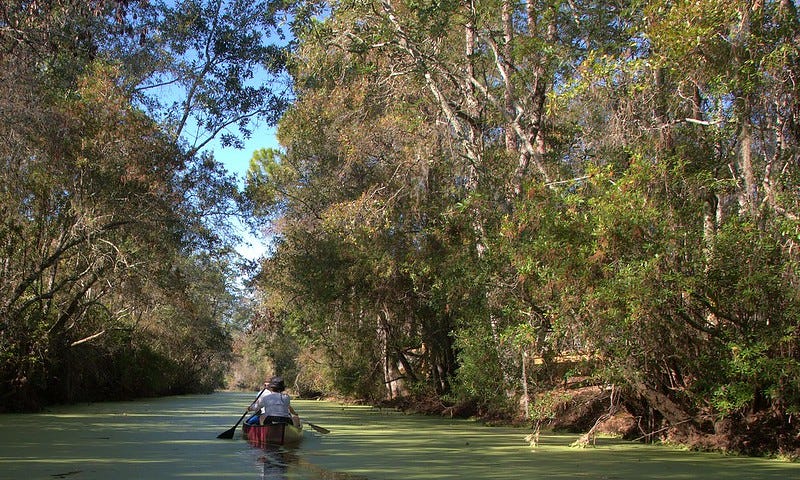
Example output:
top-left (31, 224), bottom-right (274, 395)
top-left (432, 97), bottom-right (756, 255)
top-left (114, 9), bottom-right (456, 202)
top-left (0, 392), bottom-right (797, 479)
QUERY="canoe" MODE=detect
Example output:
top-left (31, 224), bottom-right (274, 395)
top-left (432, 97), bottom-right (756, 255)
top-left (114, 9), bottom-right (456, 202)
top-left (242, 421), bottom-right (304, 447)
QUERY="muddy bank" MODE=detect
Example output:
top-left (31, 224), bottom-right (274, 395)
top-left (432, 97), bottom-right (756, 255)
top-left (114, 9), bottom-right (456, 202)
top-left (376, 384), bottom-right (800, 459)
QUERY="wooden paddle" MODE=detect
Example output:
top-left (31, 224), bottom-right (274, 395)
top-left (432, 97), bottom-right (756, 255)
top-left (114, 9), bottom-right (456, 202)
top-left (217, 387), bottom-right (267, 439)
top-left (305, 421), bottom-right (330, 434)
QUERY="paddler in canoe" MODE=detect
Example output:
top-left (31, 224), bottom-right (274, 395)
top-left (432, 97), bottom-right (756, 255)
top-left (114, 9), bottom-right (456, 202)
top-left (246, 375), bottom-right (300, 427)
top-left (216, 375), bottom-right (329, 441)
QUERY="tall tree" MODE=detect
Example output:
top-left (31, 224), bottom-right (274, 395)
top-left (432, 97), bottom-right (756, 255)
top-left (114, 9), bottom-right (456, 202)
top-left (512, 0), bottom-right (800, 448)
top-left (245, 0), bottom-right (800, 453)
top-left (0, 0), bottom-right (261, 410)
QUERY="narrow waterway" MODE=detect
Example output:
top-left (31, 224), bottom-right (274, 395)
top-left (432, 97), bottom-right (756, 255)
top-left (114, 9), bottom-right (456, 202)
top-left (0, 392), bottom-right (797, 479)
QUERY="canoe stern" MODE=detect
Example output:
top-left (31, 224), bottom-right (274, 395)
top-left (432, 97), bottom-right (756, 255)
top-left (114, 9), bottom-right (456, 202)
top-left (242, 422), bottom-right (304, 447)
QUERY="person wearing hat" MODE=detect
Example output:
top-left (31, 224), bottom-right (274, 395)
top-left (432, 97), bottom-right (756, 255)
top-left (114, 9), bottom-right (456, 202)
top-left (246, 376), bottom-right (300, 427)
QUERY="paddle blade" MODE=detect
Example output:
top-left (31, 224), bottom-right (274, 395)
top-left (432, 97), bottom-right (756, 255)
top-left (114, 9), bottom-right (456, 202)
top-left (217, 427), bottom-right (236, 439)
top-left (306, 422), bottom-right (330, 434)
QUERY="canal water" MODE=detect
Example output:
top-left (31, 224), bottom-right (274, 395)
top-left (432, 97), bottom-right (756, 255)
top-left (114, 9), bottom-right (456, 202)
top-left (0, 391), bottom-right (798, 479)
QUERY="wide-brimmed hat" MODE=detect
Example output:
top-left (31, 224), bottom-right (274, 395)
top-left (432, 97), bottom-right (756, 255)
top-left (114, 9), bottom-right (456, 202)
top-left (267, 376), bottom-right (285, 392)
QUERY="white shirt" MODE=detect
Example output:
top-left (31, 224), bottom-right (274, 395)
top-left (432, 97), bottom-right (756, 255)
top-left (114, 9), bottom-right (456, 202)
top-left (252, 389), bottom-right (292, 418)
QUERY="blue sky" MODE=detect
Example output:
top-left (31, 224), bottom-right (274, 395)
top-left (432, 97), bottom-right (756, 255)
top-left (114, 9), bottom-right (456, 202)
top-left (212, 126), bottom-right (280, 261)
top-left (214, 126), bottom-right (278, 184)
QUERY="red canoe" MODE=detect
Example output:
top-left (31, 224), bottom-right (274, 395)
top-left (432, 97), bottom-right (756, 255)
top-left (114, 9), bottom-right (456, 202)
top-left (242, 422), bottom-right (304, 447)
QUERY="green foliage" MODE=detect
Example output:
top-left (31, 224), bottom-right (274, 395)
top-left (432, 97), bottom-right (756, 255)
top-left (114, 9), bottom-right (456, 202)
top-left (245, 147), bottom-right (301, 220)
top-left (451, 324), bottom-right (508, 406)
top-left (692, 218), bottom-right (800, 417)
top-left (104, 0), bottom-right (293, 154)
top-left (528, 389), bottom-right (572, 424)
top-left (239, 0), bottom-right (800, 454)
top-left (0, 0), bottom-right (252, 411)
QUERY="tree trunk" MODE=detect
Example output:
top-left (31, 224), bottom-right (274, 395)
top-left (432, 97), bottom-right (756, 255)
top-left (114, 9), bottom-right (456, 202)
top-left (629, 379), bottom-right (698, 439)
top-left (502, 0), bottom-right (517, 153)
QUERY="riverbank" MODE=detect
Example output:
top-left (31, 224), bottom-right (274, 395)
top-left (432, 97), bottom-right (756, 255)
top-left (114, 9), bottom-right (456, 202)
top-left (369, 384), bottom-right (800, 461)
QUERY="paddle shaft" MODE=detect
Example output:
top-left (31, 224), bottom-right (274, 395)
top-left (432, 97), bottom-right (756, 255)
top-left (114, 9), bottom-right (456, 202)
top-left (217, 386), bottom-right (267, 439)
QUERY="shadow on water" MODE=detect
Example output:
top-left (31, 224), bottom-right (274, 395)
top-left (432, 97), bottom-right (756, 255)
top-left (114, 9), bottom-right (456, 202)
top-left (1, 392), bottom-right (799, 479)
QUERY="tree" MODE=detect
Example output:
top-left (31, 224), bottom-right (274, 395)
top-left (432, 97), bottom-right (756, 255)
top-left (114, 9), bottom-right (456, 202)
top-left (100, 0), bottom-right (295, 156)
top-left (233, 0), bottom-right (800, 453)
top-left (511, 0), bottom-right (800, 448)
top-left (0, 0), bottom-right (258, 410)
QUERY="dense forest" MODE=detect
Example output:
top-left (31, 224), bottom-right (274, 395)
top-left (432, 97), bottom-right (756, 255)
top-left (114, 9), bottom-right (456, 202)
top-left (3, 0), bottom-right (800, 457)
top-left (0, 0), bottom-right (289, 409)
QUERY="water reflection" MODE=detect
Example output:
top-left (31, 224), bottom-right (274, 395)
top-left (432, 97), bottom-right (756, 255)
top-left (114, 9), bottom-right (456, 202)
top-left (255, 446), bottom-right (292, 480)
top-left (250, 443), bottom-right (368, 480)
